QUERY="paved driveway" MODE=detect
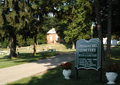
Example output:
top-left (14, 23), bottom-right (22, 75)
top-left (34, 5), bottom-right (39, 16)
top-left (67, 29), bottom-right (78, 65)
top-left (0, 52), bottom-right (75, 85)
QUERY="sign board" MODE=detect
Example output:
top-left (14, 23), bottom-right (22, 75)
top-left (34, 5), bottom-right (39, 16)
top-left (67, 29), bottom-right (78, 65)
top-left (75, 38), bottom-right (101, 71)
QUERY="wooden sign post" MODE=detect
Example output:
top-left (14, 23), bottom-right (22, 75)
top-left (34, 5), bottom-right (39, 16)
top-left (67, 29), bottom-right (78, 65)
top-left (75, 38), bottom-right (102, 82)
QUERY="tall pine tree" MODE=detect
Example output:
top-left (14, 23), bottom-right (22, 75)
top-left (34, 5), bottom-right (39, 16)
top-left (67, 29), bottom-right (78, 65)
top-left (56, 0), bottom-right (92, 49)
top-left (0, 0), bottom-right (25, 58)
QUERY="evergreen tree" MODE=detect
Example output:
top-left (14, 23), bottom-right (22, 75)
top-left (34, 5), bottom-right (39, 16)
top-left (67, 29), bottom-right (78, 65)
top-left (56, 0), bottom-right (92, 49)
top-left (112, 0), bottom-right (120, 36)
top-left (25, 0), bottom-right (52, 55)
top-left (0, 0), bottom-right (25, 58)
top-left (0, 0), bottom-right (60, 56)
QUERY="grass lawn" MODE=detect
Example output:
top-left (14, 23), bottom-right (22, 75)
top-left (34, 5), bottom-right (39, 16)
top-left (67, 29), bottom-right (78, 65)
top-left (0, 43), bottom-right (75, 69)
top-left (6, 46), bottom-right (120, 85)
top-left (0, 52), bottom-right (56, 69)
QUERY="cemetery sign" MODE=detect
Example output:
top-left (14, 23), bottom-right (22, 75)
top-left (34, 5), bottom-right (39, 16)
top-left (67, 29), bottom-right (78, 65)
top-left (75, 38), bottom-right (101, 70)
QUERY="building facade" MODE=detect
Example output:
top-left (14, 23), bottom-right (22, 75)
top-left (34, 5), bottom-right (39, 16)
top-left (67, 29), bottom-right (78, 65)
top-left (47, 28), bottom-right (60, 43)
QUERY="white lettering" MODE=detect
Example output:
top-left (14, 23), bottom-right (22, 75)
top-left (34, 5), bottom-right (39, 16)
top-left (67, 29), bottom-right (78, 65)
top-left (79, 48), bottom-right (96, 52)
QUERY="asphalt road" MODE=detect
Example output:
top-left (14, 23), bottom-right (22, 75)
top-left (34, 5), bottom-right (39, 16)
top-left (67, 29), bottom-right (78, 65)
top-left (0, 52), bottom-right (75, 85)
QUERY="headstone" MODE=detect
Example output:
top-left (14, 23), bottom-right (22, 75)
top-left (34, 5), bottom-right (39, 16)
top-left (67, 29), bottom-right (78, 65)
top-left (7, 52), bottom-right (9, 55)
top-left (44, 48), bottom-right (47, 51)
top-left (17, 52), bottom-right (19, 55)
top-left (37, 50), bottom-right (39, 52)
top-left (53, 48), bottom-right (56, 52)
top-left (111, 39), bottom-right (117, 46)
top-left (49, 50), bottom-right (52, 52)
top-left (54, 40), bottom-right (56, 43)
top-left (60, 48), bottom-right (62, 51)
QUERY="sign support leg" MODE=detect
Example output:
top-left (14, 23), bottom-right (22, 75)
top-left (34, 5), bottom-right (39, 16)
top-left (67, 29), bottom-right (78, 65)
top-left (75, 67), bottom-right (78, 80)
top-left (98, 68), bottom-right (102, 82)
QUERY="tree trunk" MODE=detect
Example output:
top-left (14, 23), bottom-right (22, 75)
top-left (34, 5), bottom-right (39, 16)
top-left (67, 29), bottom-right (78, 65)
top-left (9, 33), bottom-right (17, 58)
top-left (94, 0), bottom-right (105, 61)
top-left (106, 0), bottom-right (112, 57)
top-left (34, 34), bottom-right (37, 56)
top-left (72, 42), bottom-right (75, 49)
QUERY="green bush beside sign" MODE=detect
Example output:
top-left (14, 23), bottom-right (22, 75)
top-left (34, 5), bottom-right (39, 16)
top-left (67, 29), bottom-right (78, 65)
top-left (75, 39), bottom-right (101, 71)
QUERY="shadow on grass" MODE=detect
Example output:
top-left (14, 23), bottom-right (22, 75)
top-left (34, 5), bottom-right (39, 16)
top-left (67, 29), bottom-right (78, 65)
top-left (111, 46), bottom-right (120, 59)
top-left (0, 51), bottom-right (75, 69)
top-left (3, 46), bottom-right (120, 85)
top-left (7, 60), bottom-right (119, 85)
top-left (2, 52), bottom-right (56, 63)
top-left (7, 67), bottom-right (64, 85)
top-left (6, 54), bottom-right (120, 85)
top-left (2, 51), bottom-right (75, 63)
top-left (61, 43), bottom-right (72, 49)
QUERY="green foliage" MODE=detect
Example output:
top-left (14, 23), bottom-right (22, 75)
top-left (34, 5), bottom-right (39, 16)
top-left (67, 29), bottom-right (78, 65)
top-left (0, 8), bottom-right (3, 27)
top-left (57, 0), bottom-right (92, 43)
top-left (0, 0), bottom-right (56, 50)
top-left (0, 0), bottom-right (92, 48)
top-left (117, 41), bottom-right (120, 45)
top-left (26, 38), bottom-right (34, 46)
top-left (1, 38), bottom-right (9, 48)
top-left (111, 35), bottom-right (117, 40)
top-left (16, 35), bottom-right (25, 47)
top-left (37, 34), bottom-right (47, 44)
top-left (111, 35), bottom-right (119, 40)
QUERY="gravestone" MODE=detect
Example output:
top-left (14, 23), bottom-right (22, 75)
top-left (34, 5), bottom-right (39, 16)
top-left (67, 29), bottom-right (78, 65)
top-left (53, 48), bottom-right (56, 52)
top-left (49, 46), bottom-right (51, 49)
top-left (75, 38), bottom-right (102, 82)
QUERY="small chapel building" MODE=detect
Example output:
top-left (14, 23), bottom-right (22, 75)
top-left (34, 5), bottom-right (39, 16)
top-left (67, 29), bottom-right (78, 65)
top-left (47, 28), bottom-right (60, 43)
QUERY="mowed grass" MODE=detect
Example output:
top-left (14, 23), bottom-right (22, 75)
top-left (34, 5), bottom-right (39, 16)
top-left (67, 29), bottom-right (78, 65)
top-left (6, 46), bottom-right (120, 85)
top-left (0, 52), bottom-right (56, 69)
top-left (0, 43), bottom-right (75, 69)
